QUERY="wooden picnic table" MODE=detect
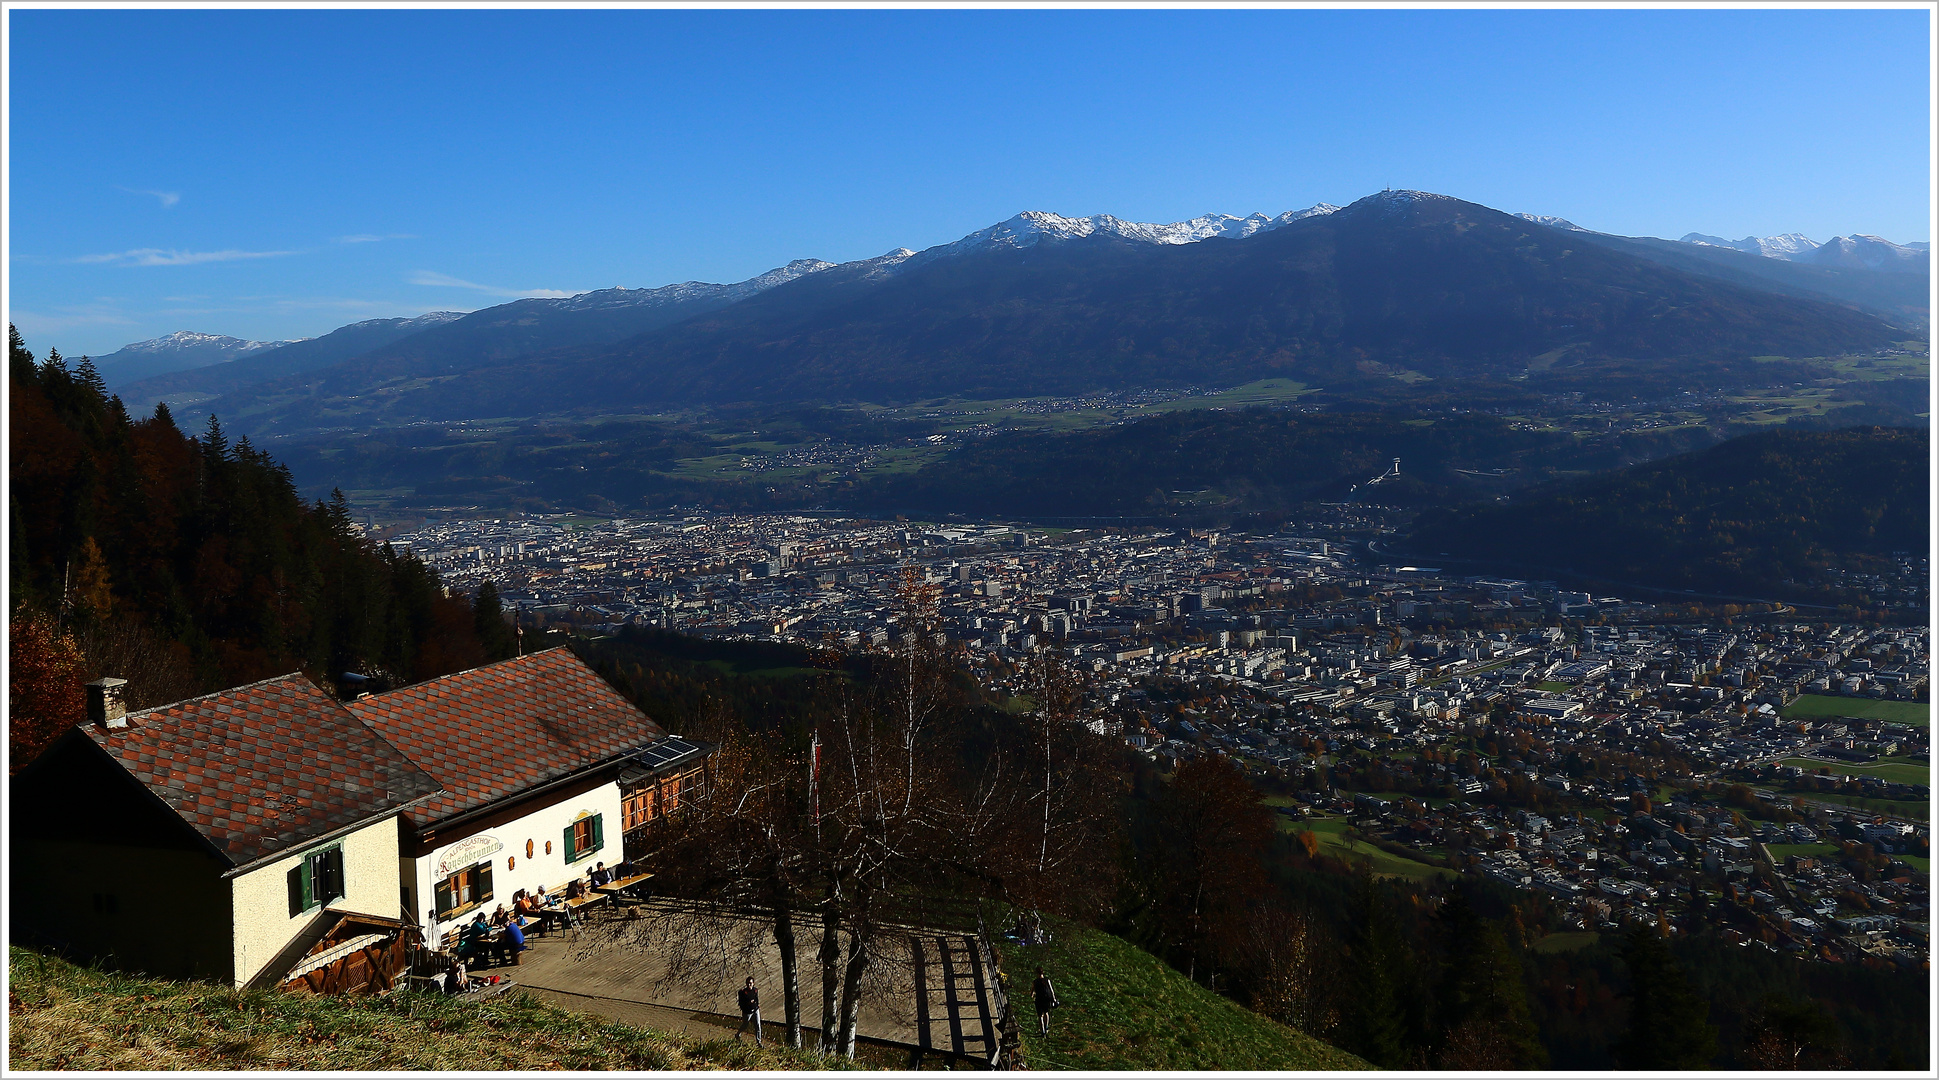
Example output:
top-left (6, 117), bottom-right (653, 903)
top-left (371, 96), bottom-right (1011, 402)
top-left (563, 890), bottom-right (607, 913)
top-left (595, 871), bottom-right (654, 898)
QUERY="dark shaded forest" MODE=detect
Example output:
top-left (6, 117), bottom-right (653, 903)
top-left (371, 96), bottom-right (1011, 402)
top-left (1410, 426), bottom-right (1930, 600)
top-left (7, 326), bottom-right (509, 768)
top-left (861, 408), bottom-right (1724, 519)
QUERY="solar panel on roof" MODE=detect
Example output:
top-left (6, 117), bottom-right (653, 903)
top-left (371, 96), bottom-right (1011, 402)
top-left (635, 737), bottom-right (703, 769)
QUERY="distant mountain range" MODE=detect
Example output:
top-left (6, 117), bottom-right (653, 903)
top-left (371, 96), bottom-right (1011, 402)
top-left (114, 312), bottom-right (465, 405)
top-left (1678, 231), bottom-right (1928, 272)
top-left (94, 330), bottom-right (299, 386)
top-left (103, 191), bottom-right (1922, 432)
top-left (1511, 214), bottom-right (1928, 274)
top-left (111, 264), bottom-right (836, 411)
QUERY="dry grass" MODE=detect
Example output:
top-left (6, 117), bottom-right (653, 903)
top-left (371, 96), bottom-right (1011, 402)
top-left (6, 946), bottom-right (866, 1071)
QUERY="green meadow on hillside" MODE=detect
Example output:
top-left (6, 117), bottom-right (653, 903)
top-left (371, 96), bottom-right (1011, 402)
top-left (5, 947), bottom-right (858, 1072)
top-left (1001, 924), bottom-right (1368, 1071)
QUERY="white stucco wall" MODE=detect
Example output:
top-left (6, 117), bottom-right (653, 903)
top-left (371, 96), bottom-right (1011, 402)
top-left (230, 816), bottom-right (402, 987)
top-left (409, 780), bottom-right (625, 946)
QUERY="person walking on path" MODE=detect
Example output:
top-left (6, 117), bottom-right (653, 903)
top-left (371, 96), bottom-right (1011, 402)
top-left (1032, 967), bottom-right (1060, 1038)
top-left (736, 977), bottom-right (764, 1047)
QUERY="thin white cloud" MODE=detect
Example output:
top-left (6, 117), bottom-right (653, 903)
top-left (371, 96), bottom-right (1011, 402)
top-left (117, 186), bottom-right (181, 208)
top-left (335, 233), bottom-right (417, 244)
top-left (409, 270), bottom-right (573, 299)
top-left (72, 247), bottom-right (298, 267)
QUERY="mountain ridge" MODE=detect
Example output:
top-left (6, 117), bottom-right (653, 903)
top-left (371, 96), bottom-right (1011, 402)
top-left (204, 190), bottom-right (1910, 435)
top-left (94, 330), bottom-right (301, 386)
top-left (1678, 230), bottom-right (1926, 273)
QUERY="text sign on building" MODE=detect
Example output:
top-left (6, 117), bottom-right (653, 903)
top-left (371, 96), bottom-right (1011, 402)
top-left (434, 834), bottom-right (503, 877)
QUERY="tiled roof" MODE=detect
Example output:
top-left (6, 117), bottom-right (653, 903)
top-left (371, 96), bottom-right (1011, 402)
top-left (82, 674), bottom-right (442, 869)
top-left (347, 648), bottom-right (666, 827)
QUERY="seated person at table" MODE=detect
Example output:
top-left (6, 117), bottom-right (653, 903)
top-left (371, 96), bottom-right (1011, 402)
top-left (614, 857), bottom-right (638, 878)
top-left (491, 904), bottom-right (510, 927)
top-left (458, 913), bottom-right (492, 960)
top-left (514, 891), bottom-right (539, 919)
top-left (496, 914), bottom-right (527, 965)
top-left (589, 861), bottom-right (614, 887)
top-left (564, 878), bottom-right (588, 901)
top-left (532, 885), bottom-right (576, 928)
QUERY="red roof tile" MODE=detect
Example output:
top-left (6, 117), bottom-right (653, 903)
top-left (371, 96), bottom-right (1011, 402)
top-left (347, 648), bottom-right (665, 828)
top-left (82, 674), bottom-right (442, 868)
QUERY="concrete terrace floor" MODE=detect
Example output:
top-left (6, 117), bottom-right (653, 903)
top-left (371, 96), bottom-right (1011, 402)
top-left (469, 903), bottom-right (932, 1055)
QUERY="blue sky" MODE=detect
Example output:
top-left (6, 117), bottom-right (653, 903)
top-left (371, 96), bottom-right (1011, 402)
top-left (8, 7), bottom-right (1930, 358)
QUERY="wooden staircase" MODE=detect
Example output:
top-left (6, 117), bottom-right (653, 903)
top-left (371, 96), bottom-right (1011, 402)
top-left (909, 931), bottom-right (1013, 1068)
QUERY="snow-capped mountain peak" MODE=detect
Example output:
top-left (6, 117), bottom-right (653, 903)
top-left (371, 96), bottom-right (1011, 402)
top-left (1812, 234), bottom-right (1928, 273)
top-left (339, 311), bottom-right (466, 333)
top-left (116, 330), bottom-right (298, 355)
top-left (1517, 213), bottom-right (1586, 232)
top-left (1679, 232), bottom-right (1820, 260)
top-left (1354, 189), bottom-right (1458, 214)
top-left (1678, 230), bottom-right (1926, 273)
top-left (912, 203), bottom-right (1341, 267)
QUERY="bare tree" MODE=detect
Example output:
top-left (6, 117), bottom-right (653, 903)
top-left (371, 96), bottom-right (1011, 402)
top-left (1238, 900), bottom-right (1343, 1039)
top-left (599, 570), bottom-right (1125, 1059)
top-left (600, 725), bottom-right (819, 1048)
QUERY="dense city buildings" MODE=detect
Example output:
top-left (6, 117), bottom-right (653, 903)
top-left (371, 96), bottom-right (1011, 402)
top-left (387, 509), bottom-right (1931, 971)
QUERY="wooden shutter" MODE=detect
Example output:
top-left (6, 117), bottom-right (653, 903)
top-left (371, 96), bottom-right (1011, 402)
top-left (590, 814), bottom-right (604, 854)
top-left (563, 824), bottom-right (576, 863)
top-left (434, 876), bottom-right (455, 916)
top-left (288, 863), bottom-right (309, 917)
top-left (477, 861), bottom-right (494, 903)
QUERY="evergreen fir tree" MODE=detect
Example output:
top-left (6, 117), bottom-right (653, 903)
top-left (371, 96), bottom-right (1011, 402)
top-left (473, 581), bottom-right (518, 661)
top-left (1615, 924), bottom-right (1718, 1069)
top-left (73, 355), bottom-right (107, 399)
top-left (10, 323), bottom-right (37, 384)
top-left (1340, 874), bottom-right (1419, 1068)
top-left (1431, 890), bottom-right (1546, 1069)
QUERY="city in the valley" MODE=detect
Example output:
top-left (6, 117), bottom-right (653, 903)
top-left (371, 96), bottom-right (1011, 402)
top-left (390, 507), bottom-right (1931, 967)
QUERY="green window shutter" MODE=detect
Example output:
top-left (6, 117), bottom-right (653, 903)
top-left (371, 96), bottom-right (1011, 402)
top-left (288, 863), bottom-right (308, 917)
top-left (563, 824), bottom-right (576, 863)
top-left (477, 862), bottom-right (494, 903)
top-left (590, 814), bottom-right (604, 854)
top-left (434, 877), bottom-right (454, 916)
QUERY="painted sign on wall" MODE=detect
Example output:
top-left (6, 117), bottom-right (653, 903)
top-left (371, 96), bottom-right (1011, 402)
top-left (434, 834), bottom-right (503, 877)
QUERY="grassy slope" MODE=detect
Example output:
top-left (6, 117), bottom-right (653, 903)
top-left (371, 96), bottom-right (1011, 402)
top-left (1781, 694), bottom-right (1930, 727)
top-left (1276, 814), bottom-right (1456, 882)
top-left (6, 947), bottom-right (859, 1072)
top-left (1528, 930), bottom-right (1600, 954)
top-left (1001, 925), bottom-right (1369, 1072)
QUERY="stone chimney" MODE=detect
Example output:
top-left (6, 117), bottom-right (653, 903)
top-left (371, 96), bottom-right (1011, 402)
top-left (87, 677), bottom-right (129, 730)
